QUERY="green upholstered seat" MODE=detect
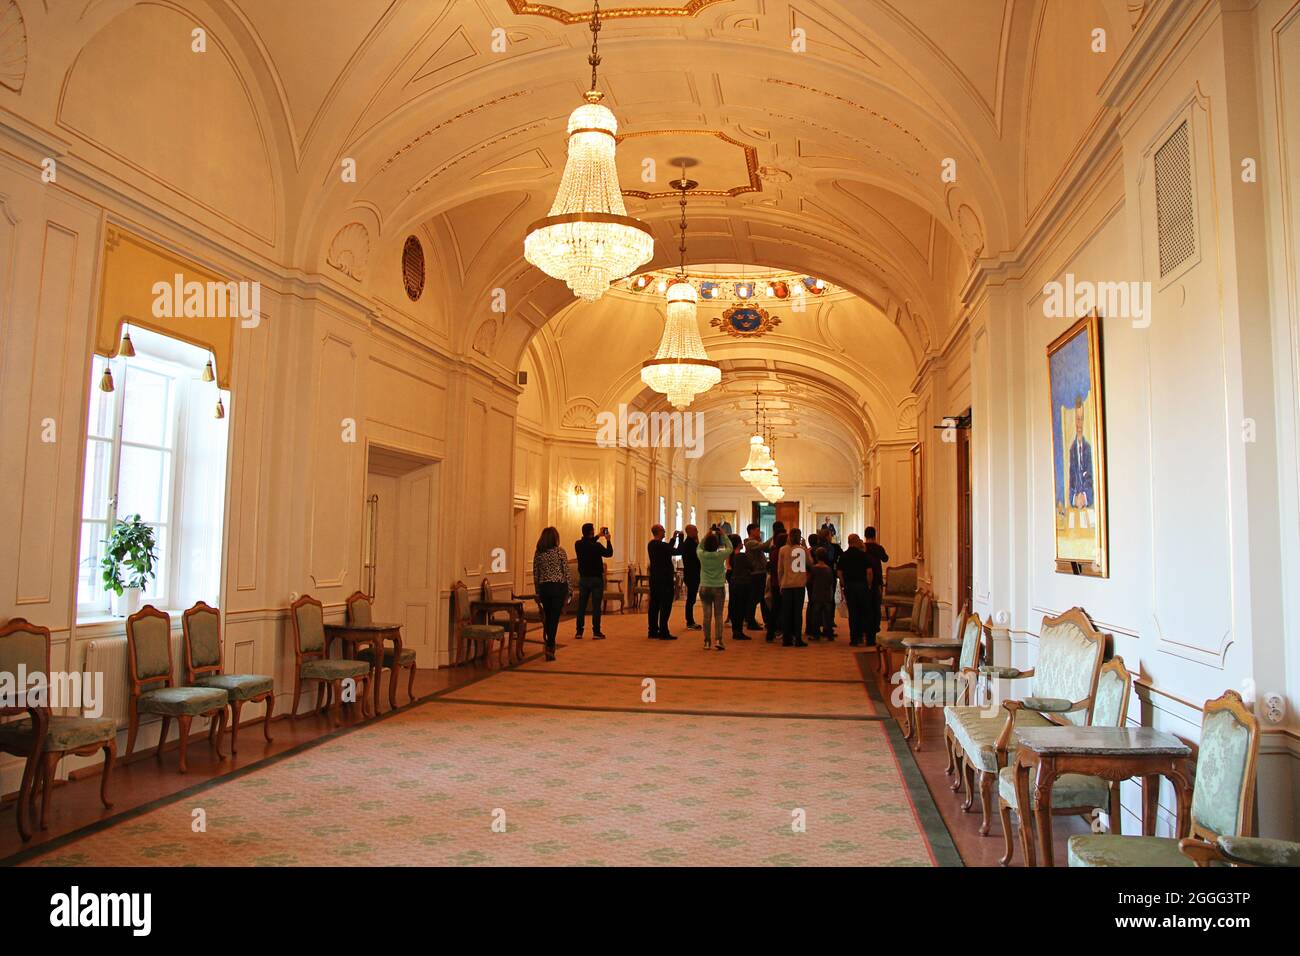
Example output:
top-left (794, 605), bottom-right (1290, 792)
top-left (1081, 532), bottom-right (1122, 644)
top-left (355, 646), bottom-right (416, 665)
top-left (945, 705), bottom-right (1052, 772)
top-left (194, 673), bottom-right (274, 700)
top-left (137, 685), bottom-right (228, 716)
top-left (998, 766), bottom-right (1109, 810)
top-left (461, 623), bottom-right (504, 641)
top-left (0, 714), bottom-right (117, 751)
top-left (300, 658), bottom-right (370, 680)
top-left (1068, 834), bottom-right (1194, 868)
top-left (1216, 836), bottom-right (1300, 867)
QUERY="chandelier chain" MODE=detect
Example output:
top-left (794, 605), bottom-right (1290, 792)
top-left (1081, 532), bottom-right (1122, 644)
top-left (588, 0), bottom-right (602, 91)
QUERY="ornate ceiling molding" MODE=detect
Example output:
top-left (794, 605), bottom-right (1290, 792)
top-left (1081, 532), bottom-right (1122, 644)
top-left (618, 129), bottom-right (760, 199)
top-left (505, 0), bottom-right (728, 23)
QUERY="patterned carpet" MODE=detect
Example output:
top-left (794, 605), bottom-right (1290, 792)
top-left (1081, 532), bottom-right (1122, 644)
top-left (12, 615), bottom-right (956, 867)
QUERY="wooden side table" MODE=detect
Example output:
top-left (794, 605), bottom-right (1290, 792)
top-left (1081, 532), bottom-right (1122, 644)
top-left (1012, 725), bottom-right (1194, 867)
top-left (470, 599), bottom-right (526, 665)
top-left (324, 622), bottom-right (402, 713)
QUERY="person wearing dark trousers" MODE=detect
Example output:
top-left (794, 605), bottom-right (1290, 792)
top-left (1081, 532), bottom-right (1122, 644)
top-left (765, 531), bottom-right (787, 642)
top-left (646, 525), bottom-right (680, 639)
top-left (804, 531), bottom-right (820, 637)
top-left (533, 526), bottom-right (571, 662)
top-left (838, 533), bottom-right (872, 646)
top-left (777, 528), bottom-right (809, 647)
top-left (808, 548), bottom-right (835, 639)
top-left (573, 523), bottom-right (613, 640)
top-left (819, 525), bottom-right (842, 638)
top-left (863, 526), bottom-right (890, 646)
top-left (743, 534), bottom-right (768, 630)
top-left (726, 533), bottom-right (750, 641)
top-left (681, 524), bottom-right (701, 630)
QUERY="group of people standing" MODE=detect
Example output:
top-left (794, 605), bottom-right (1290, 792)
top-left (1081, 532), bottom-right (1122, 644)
top-left (644, 521), bottom-right (890, 651)
top-left (529, 519), bottom-right (891, 661)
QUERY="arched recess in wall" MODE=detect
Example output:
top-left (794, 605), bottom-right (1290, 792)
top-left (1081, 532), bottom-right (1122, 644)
top-left (57, 1), bottom-right (281, 249)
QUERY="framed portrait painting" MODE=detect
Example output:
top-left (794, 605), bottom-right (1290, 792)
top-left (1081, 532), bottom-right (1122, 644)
top-left (706, 510), bottom-right (737, 536)
top-left (1047, 312), bottom-right (1109, 577)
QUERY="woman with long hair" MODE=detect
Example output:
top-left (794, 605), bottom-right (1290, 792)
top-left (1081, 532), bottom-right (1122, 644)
top-left (533, 526), bottom-right (570, 661)
top-left (697, 531), bottom-right (728, 650)
top-left (766, 531), bottom-right (787, 643)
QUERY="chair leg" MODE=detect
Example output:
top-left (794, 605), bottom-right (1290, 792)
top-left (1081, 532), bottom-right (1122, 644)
top-left (228, 699), bottom-right (244, 755)
top-left (944, 728), bottom-right (958, 779)
top-left (156, 716), bottom-right (171, 764)
top-left (211, 708), bottom-right (226, 759)
top-left (1019, 804), bottom-right (1037, 867)
top-left (290, 674), bottom-right (302, 718)
top-left (406, 662), bottom-right (417, 704)
top-left (961, 762), bottom-right (976, 810)
top-left (176, 715), bottom-right (192, 773)
top-left (914, 701), bottom-right (925, 750)
top-left (39, 751), bottom-right (58, 830)
top-left (328, 680), bottom-right (341, 726)
top-left (262, 692), bottom-right (275, 743)
top-left (126, 702), bottom-right (140, 757)
top-left (998, 800), bottom-right (1015, 865)
top-left (1109, 785), bottom-right (1122, 835)
top-left (100, 738), bottom-right (115, 809)
top-left (316, 681), bottom-right (328, 716)
top-left (978, 771), bottom-right (994, 835)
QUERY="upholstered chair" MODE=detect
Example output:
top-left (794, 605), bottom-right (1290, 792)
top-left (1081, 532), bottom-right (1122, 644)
top-left (0, 618), bottom-right (116, 834)
top-left (996, 655), bottom-right (1132, 865)
top-left (182, 602), bottom-right (274, 755)
top-left (942, 607), bottom-right (1106, 836)
top-left (126, 605), bottom-right (229, 773)
top-left (1068, 690), bottom-right (1260, 867)
top-left (346, 590), bottom-right (416, 707)
top-left (289, 594), bottom-right (371, 726)
top-left (881, 561), bottom-right (918, 626)
top-left (602, 567), bottom-right (626, 615)
top-left (899, 611), bottom-right (983, 750)
top-left (877, 589), bottom-right (931, 681)
top-left (1179, 835), bottom-right (1300, 867)
top-left (452, 581), bottom-right (507, 667)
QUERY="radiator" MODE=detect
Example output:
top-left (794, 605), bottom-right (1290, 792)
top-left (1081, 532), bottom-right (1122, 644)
top-left (81, 632), bottom-right (187, 727)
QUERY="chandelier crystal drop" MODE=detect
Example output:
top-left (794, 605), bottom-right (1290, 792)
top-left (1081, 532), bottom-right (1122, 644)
top-left (522, 1), bottom-right (653, 301)
top-left (640, 175), bottom-right (720, 409)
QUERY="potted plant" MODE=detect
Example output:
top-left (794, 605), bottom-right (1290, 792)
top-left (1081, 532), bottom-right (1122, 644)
top-left (102, 514), bottom-right (158, 617)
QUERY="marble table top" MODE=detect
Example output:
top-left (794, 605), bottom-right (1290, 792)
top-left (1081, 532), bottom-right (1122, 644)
top-left (1014, 725), bottom-right (1191, 756)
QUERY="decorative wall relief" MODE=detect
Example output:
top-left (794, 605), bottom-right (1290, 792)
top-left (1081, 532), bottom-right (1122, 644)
top-left (561, 401), bottom-right (598, 429)
top-left (472, 318), bottom-right (498, 355)
top-left (0, 1), bottom-right (28, 93)
top-left (956, 204), bottom-right (985, 264)
top-left (326, 222), bottom-right (370, 281)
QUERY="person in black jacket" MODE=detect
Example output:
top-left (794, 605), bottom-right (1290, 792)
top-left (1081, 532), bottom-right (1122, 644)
top-left (681, 524), bottom-right (701, 630)
top-left (573, 523), bottom-right (613, 640)
top-left (863, 526), bottom-right (890, 646)
top-left (646, 525), bottom-right (681, 640)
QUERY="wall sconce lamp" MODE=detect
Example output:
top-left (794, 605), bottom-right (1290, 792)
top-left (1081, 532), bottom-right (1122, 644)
top-left (572, 484), bottom-right (589, 509)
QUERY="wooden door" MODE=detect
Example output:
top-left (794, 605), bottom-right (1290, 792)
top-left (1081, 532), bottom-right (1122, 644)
top-left (775, 501), bottom-right (800, 531)
top-left (956, 415), bottom-right (973, 612)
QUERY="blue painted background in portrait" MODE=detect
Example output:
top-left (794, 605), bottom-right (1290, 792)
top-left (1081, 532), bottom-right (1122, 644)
top-left (1049, 330), bottom-right (1092, 507)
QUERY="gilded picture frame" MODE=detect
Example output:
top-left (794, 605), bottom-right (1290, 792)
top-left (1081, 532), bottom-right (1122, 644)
top-left (1046, 312), bottom-right (1109, 577)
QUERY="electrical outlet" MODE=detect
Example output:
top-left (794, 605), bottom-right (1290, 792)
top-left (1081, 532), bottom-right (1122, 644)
top-left (1263, 692), bottom-right (1285, 724)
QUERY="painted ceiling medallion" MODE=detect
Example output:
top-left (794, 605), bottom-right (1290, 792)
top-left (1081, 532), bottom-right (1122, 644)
top-left (522, 0), bottom-right (653, 301)
top-left (712, 305), bottom-right (780, 338)
top-left (506, 0), bottom-right (727, 23)
top-left (619, 130), bottom-right (761, 200)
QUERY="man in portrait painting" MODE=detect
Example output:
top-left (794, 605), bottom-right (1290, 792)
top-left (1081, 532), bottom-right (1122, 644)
top-left (1067, 399), bottom-right (1094, 509)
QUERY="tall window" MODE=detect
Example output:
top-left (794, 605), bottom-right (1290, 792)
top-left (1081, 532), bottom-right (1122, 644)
top-left (78, 329), bottom-right (228, 618)
top-left (658, 495), bottom-right (666, 529)
top-left (674, 501), bottom-right (683, 532)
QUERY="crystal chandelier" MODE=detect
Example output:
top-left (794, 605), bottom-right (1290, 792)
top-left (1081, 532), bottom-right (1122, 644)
top-left (523, 1), bottom-right (653, 301)
top-left (738, 390), bottom-right (768, 483)
top-left (640, 175), bottom-right (721, 409)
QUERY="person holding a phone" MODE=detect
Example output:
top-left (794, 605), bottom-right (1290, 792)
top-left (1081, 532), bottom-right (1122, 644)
top-left (574, 522), bottom-right (613, 640)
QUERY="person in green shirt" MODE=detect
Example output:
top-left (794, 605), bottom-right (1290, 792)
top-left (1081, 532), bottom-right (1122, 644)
top-left (697, 531), bottom-right (729, 650)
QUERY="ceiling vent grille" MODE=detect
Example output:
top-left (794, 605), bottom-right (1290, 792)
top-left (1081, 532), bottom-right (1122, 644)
top-left (1153, 120), bottom-right (1196, 277)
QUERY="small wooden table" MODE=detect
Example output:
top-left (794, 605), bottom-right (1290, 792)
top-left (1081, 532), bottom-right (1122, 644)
top-left (324, 622), bottom-right (403, 712)
top-left (1012, 725), bottom-right (1194, 867)
top-left (470, 599), bottom-right (527, 665)
top-left (899, 636), bottom-right (964, 741)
